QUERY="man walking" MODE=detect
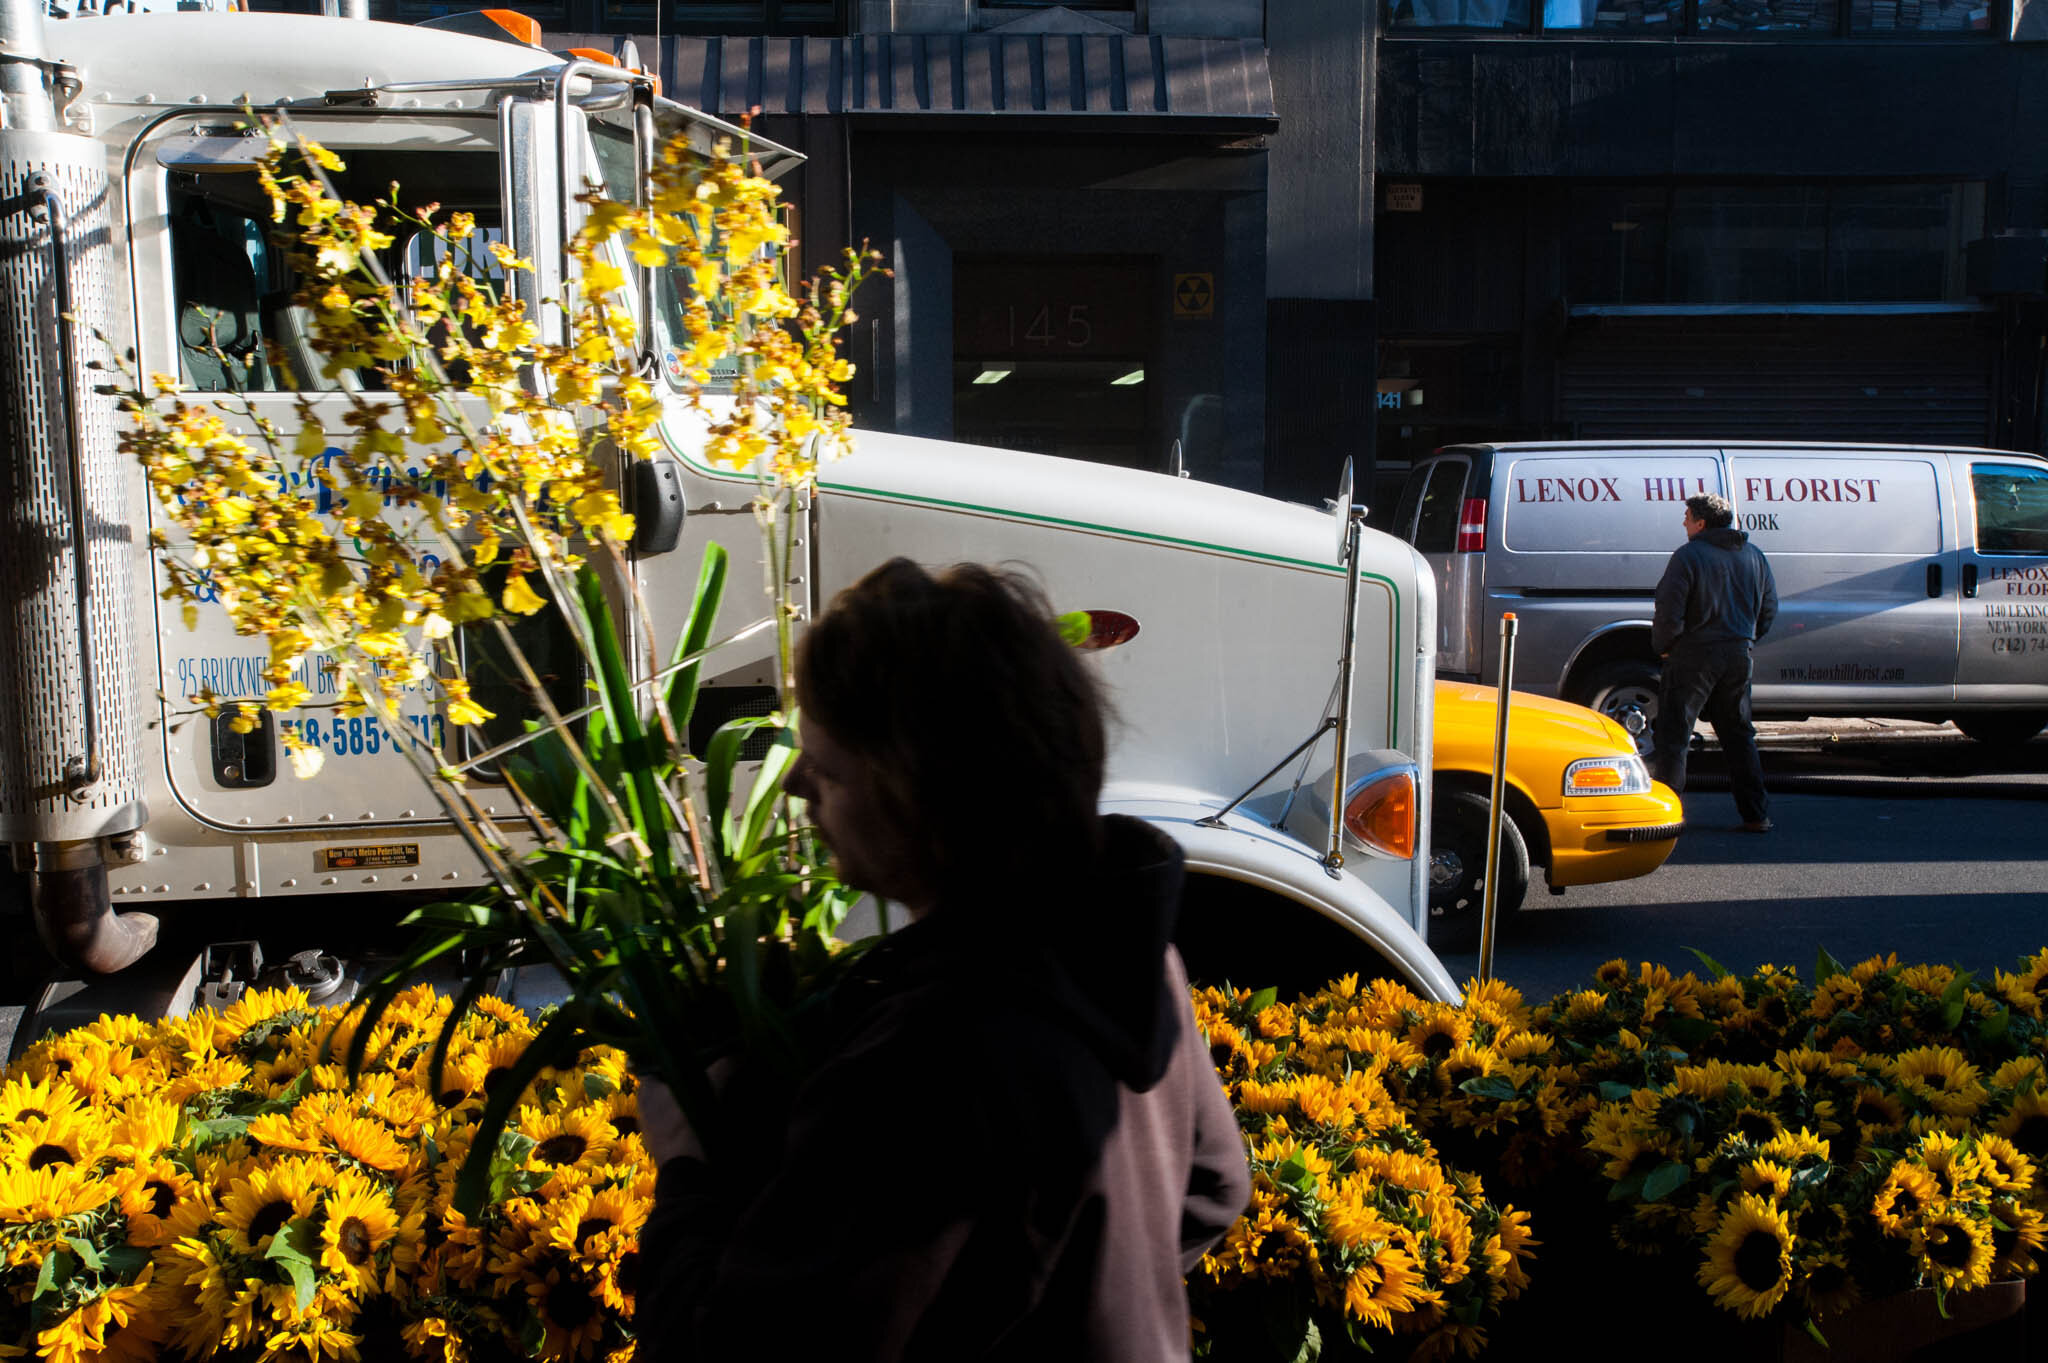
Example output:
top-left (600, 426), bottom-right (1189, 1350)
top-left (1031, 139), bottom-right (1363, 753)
top-left (1650, 492), bottom-right (1779, 832)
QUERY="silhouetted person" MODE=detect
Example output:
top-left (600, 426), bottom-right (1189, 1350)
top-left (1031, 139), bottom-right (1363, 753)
top-left (1650, 493), bottom-right (1778, 832)
top-left (637, 558), bottom-right (1252, 1361)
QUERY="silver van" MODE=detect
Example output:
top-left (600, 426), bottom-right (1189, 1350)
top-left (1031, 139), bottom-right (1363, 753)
top-left (1392, 441), bottom-right (2048, 746)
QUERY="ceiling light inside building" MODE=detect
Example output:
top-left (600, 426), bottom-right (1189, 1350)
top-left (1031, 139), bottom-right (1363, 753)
top-left (1110, 368), bottom-right (1145, 386)
top-left (973, 364), bottom-right (1014, 385)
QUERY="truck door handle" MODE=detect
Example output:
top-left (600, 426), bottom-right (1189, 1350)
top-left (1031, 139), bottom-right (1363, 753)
top-left (1963, 563), bottom-right (1978, 599)
top-left (1927, 564), bottom-right (1942, 598)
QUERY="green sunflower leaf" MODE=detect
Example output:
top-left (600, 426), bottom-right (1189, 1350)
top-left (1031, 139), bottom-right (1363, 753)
top-left (1814, 945), bottom-right (1846, 986)
top-left (1458, 1076), bottom-right (1520, 1103)
top-left (1684, 947), bottom-right (1733, 981)
top-left (1803, 1320), bottom-right (1830, 1350)
top-left (1247, 987), bottom-right (1280, 1015)
top-left (62, 1237), bottom-right (103, 1272)
top-left (1981, 1008), bottom-right (2011, 1044)
top-left (1663, 1014), bottom-right (1718, 1047)
top-left (584, 1070), bottom-right (618, 1101)
top-left (1642, 1160), bottom-right (1689, 1202)
top-left (33, 1247), bottom-right (73, 1300)
top-left (1597, 1081), bottom-right (1635, 1103)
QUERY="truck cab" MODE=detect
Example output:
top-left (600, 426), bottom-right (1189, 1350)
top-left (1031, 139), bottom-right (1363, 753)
top-left (1, 6), bottom-right (1456, 1040)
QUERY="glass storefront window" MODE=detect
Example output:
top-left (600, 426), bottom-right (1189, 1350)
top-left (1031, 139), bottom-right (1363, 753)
top-left (1388, 0), bottom-right (1532, 31)
top-left (1669, 187), bottom-right (1827, 304)
top-left (1694, 0), bottom-right (1840, 31)
top-left (1544, 0), bottom-right (1680, 31)
top-left (1567, 183), bottom-right (1981, 307)
top-left (1849, 0), bottom-right (1992, 30)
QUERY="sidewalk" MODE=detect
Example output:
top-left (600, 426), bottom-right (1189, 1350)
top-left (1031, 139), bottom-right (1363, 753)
top-left (1750, 715), bottom-right (1965, 743)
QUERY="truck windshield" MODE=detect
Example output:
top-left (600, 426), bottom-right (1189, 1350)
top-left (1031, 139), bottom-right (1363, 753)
top-left (589, 121), bottom-right (739, 392)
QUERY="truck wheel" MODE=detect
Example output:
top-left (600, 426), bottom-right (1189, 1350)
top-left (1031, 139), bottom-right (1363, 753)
top-left (1575, 659), bottom-right (1661, 754)
top-left (1954, 711), bottom-right (2048, 747)
top-left (1428, 790), bottom-right (1529, 953)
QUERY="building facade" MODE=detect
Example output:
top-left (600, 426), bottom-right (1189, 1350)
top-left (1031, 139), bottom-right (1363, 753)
top-left (324, 0), bottom-right (2048, 510)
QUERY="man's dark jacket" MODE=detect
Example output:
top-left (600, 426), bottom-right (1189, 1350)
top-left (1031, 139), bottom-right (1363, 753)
top-left (1651, 525), bottom-right (1779, 655)
top-left (635, 815), bottom-right (1253, 1362)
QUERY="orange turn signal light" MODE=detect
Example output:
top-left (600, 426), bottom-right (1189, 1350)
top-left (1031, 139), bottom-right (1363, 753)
top-left (480, 9), bottom-right (542, 46)
top-left (1343, 769), bottom-right (1416, 861)
top-left (565, 47), bottom-right (619, 67)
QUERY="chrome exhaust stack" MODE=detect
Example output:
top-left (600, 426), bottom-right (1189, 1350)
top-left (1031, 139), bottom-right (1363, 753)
top-left (0, 0), bottom-right (155, 974)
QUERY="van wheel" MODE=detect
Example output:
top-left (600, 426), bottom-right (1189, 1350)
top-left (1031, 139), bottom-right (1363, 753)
top-left (1576, 659), bottom-right (1661, 754)
top-left (1953, 711), bottom-right (2048, 747)
top-left (1428, 790), bottom-right (1529, 953)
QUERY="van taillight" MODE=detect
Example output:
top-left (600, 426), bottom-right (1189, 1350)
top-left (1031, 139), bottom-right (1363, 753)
top-left (1456, 498), bottom-right (1487, 553)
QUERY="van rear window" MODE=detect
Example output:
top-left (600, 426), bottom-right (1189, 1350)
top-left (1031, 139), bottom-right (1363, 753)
top-left (1500, 458), bottom-right (1721, 552)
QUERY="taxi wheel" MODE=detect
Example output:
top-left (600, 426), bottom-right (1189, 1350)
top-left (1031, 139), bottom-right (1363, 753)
top-left (1578, 659), bottom-right (1661, 755)
top-left (1428, 790), bottom-right (1529, 953)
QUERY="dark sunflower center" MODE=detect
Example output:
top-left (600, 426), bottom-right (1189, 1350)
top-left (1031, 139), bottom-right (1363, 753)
top-left (1760, 997), bottom-right (1789, 1027)
top-left (1993, 1224), bottom-right (2018, 1261)
top-left (544, 1278), bottom-right (597, 1330)
top-left (1734, 1230), bottom-right (1786, 1293)
top-left (248, 1198), bottom-right (293, 1243)
top-left (1806, 1261), bottom-right (1849, 1295)
top-left (2012, 1114), bottom-right (2048, 1157)
top-left (1804, 1204), bottom-right (1844, 1240)
top-left (1857, 1098), bottom-right (1893, 1125)
top-left (534, 1134), bottom-right (587, 1165)
top-left (27, 1144), bottom-right (71, 1170)
top-left (1735, 1111), bottom-right (1778, 1143)
top-left (1893, 1185), bottom-right (1922, 1216)
top-left (1421, 1031), bottom-right (1456, 1062)
top-left (13, 1108), bottom-right (46, 1123)
top-left (148, 1180), bottom-right (177, 1218)
top-left (1209, 1042), bottom-right (1236, 1071)
top-left (575, 1216), bottom-right (613, 1246)
top-left (616, 1249), bottom-right (641, 1295)
top-left (1926, 1225), bottom-right (1975, 1270)
top-left (610, 1115), bottom-right (640, 1137)
top-left (339, 1216), bottom-right (374, 1266)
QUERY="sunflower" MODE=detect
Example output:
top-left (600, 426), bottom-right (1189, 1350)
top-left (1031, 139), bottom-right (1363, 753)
top-left (517, 1105), bottom-right (615, 1178)
top-left (1794, 1249), bottom-right (1861, 1318)
top-left (514, 1251), bottom-right (608, 1363)
top-left (1729, 1105), bottom-right (1784, 1145)
top-left (1851, 1088), bottom-right (1907, 1140)
top-left (1739, 1158), bottom-right (1793, 1201)
top-left (1871, 1162), bottom-right (1942, 1236)
top-left (34, 1264), bottom-right (157, 1363)
top-left (1917, 1209), bottom-right (1994, 1292)
top-left (1697, 1193), bottom-right (1794, 1319)
top-left (1339, 1240), bottom-right (1432, 1330)
top-left (106, 1095), bottom-right (181, 1162)
top-left (1995, 1090), bottom-right (2048, 1160)
top-left (106, 1157), bottom-right (197, 1247)
top-left (320, 1167), bottom-right (401, 1291)
top-left (0, 1155), bottom-right (113, 1223)
top-left (211, 984), bottom-right (315, 1052)
top-left (1889, 1047), bottom-right (1987, 1119)
top-left (160, 1054), bottom-right (253, 1108)
top-left (0, 1104), bottom-right (105, 1175)
top-left (0, 1072), bottom-right (83, 1128)
top-left (218, 1157), bottom-right (330, 1254)
top-left (321, 1108), bottom-right (411, 1175)
top-left (1405, 1009), bottom-right (1471, 1064)
top-left (1991, 1197), bottom-right (2046, 1276)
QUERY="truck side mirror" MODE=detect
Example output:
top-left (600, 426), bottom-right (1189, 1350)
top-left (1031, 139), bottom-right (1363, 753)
top-left (629, 457), bottom-right (686, 554)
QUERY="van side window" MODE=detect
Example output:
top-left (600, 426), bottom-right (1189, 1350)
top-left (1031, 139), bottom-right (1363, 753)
top-left (1413, 459), bottom-right (1469, 553)
top-left (1972, 465), bottom-right (2048, 556)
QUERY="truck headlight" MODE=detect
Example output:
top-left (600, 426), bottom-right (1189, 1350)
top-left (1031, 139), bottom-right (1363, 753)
top-left (1563, 755), bottom-right (1651, 797)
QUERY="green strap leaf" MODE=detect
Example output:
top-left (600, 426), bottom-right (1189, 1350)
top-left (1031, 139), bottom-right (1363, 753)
top-left (452, 1000), bottom-right (591, 1216)
top-left (666, 542), bottom-right (729, 737)
top-left (1054, 610), bottom-right (1091, 647)
top-left (1814, 945), bottom-right (1846, 986)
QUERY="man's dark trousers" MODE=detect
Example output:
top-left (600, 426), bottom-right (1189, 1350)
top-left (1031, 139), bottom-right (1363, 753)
top-left (1650, 639), bottom-right (1769, 825)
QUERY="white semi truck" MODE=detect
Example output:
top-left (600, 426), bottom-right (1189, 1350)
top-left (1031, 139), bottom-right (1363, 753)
top-left (0, 1), bottom-right (1455, 1043)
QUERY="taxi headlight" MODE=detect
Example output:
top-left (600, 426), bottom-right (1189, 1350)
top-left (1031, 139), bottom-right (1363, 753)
top-left (1563, 755), bottom-right (1651, 797)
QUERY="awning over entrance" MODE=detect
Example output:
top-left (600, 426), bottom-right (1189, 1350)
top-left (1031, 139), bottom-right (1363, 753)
top-left (550, 32), bottom-right (1276, 130)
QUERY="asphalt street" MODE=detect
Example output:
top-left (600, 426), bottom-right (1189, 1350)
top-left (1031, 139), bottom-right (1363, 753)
top-left (1436, 724), bottom-right (2048, 1003)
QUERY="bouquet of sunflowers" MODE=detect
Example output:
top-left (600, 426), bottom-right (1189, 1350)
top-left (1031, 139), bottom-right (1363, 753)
top-left (1187, 976), bottom-right (1539, 1361)
top-left (0, 985), bottom-right (648, 1363)
top-left (1522, 948), bottom-right (2048, 1339)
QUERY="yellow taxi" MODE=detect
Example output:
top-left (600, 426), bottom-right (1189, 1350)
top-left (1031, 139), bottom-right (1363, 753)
top-left (1428, 680), bottom-right (1684, 948)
